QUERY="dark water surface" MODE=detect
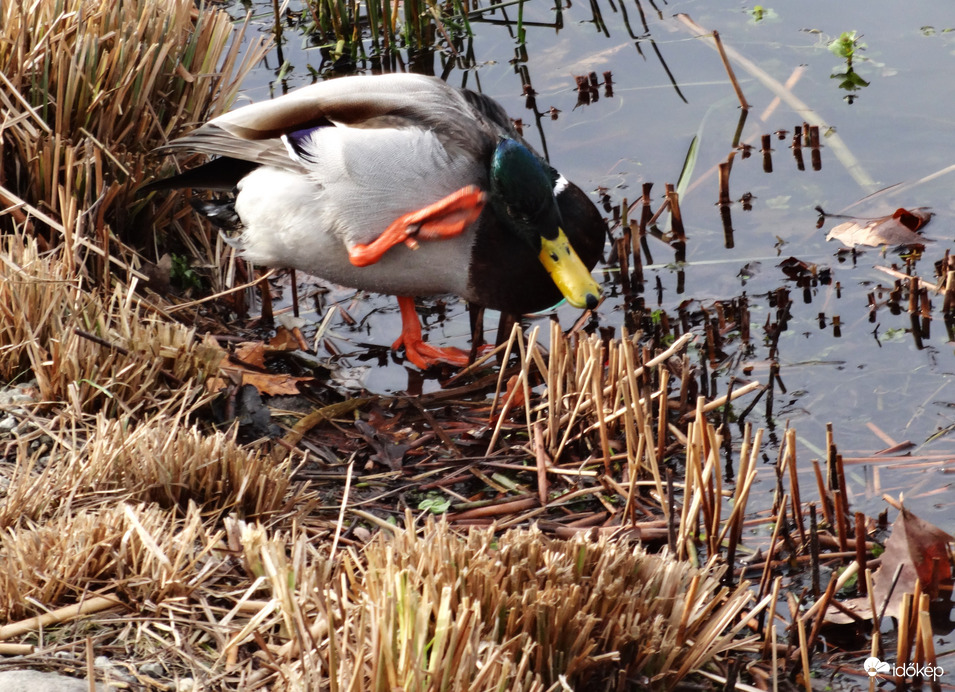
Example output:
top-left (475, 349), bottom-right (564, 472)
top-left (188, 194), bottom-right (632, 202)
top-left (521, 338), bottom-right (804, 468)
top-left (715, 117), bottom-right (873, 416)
top-left (225, 0), bottom-right (955, 523)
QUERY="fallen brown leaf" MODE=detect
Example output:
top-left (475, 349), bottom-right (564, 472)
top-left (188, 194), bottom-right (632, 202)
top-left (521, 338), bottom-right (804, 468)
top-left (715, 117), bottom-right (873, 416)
top-left (825, 505), bottom-right (953, 624)
top-left (826, 207), bottom-right (933, 248)
top-left (354, 419), bottom-right (410, 470)
top-left (269, 326), bottom-right (308, 352)
top-left (208, 340), bottom-right (313, 396)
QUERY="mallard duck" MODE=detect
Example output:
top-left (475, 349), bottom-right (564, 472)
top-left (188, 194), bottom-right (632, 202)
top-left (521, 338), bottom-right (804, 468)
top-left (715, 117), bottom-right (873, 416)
top-left (148, 73), bottom-right (605, 369)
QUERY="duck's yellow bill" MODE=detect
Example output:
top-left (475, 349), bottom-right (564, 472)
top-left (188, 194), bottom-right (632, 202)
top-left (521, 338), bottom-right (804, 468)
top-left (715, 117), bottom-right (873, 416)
top-left (538, 228), bottom-right (601, 310)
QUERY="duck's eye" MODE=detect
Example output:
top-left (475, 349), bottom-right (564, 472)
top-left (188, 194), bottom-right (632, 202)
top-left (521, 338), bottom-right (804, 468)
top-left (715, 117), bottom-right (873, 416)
top-left (506, 204), bottom-right (532, 223)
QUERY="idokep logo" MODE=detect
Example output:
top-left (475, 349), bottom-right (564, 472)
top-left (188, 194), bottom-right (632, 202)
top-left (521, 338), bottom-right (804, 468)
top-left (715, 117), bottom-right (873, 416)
top-left (863, 657), bottom-right (891, 676)
top-left (863, 656), bottom-right (945, 681)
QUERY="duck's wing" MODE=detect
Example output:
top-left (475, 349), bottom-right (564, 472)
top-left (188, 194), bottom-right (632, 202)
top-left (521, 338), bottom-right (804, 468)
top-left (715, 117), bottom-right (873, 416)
top-left (158, 74), bottom-right (501, 173)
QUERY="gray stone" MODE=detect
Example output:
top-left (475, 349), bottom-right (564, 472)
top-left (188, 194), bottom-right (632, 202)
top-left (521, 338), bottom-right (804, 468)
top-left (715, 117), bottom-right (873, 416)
top-left (138, 660), bottom-right (165, 677)
top-left (0, 669), bottom-right (106, 692)
top-left (0, 381), bottom-right (37, 406)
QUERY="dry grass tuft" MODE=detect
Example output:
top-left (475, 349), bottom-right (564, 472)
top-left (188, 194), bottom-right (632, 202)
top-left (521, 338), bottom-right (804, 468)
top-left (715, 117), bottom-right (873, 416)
top-left (0, 230), bottom-right (222, 413)
top-left (0, 410), bottom-right (312, 530)
top-left (357, 518), bottom-right (757, 690)
top-left (0, 0), bottom-right (269, 301)
top-left (231, 516), bottom-right (758, 690)
top-left (0, 0), bottom-right (266, 238)
top-left (0, 502), bottom-right (227, 622)
top-left (0, 231), bottom-right (79, 382)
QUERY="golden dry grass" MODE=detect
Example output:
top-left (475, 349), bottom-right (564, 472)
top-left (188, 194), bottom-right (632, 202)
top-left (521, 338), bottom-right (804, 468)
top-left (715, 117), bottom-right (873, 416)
top-left (0, 0), bottom-right (268, 293)
top-left (0, 230), bottom-right (223, 413)
top-left (326, 518), bottom-right (757, 690)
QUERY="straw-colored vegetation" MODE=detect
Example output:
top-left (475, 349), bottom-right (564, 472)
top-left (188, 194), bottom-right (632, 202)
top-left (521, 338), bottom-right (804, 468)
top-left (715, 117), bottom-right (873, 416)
top-left (1, 0), bottom-right (947, 690)
top-left (0, 0), bottom-right (266, 293)
top-left (235, 516), bottom-right (758, 689)
top-left (0, 231), bottom-right (222, 413)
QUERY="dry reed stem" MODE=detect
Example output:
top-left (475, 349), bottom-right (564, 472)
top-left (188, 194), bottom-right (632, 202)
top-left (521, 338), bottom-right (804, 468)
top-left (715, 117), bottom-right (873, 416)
top-left (712, 30), bottom-right (751, 110)
top-left (0, 596), bottom-right (121, 641)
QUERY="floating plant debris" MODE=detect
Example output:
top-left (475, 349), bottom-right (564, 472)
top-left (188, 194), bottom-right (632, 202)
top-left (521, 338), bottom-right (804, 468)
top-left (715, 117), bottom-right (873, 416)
top-left (826, 207), bottom-right (933, 248)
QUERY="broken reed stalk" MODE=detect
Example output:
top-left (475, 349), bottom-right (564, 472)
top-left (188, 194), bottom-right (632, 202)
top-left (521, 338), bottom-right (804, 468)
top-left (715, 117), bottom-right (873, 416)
top-left (796, 616), bottom-right (812, 692)
top-left (866, 568), bottom-right (881, 662)
top-left (897, 592), bottom-right (914, 678)
top-left (759, 577), bottom-right (782, 659)
top-left (757, 493), bottom-right (787, 600)
top-left (683, 380), bottom-right (761, 419)
top-left (809, 125), bottom-right (822, 171)
top-left (834, 452), bottom-right (851, 550)
top-left (0, 595), bottom-right (120, 641)
top-left (809, 504), bottom-right (821, 597)
top-left (792, 126), bottom-right (806, 170)
top-left (783, 428), bottom-right (806, 544)
top-left (918, 594), bottom-right (938, 674)
top-left (810, 458), bottom-right (834, 528)
top-left (825, 422), bottom-right (853, 548)
top-left (718, 160), bottom-right (732, 205)
top-left (665, 183), bottom-right (686, 244)
top-left (854, 512), bottom-right (868, 595)
top-left (801, 574), bottom-right (838, 659)
top-left (677, 398), bottom-right (706, 561)
top-left (639, 182), bottom-right (654, 238)
top-left (712, 30), bottom-right (750, 110)
top-left (713, 425), bottom-right (761, 573)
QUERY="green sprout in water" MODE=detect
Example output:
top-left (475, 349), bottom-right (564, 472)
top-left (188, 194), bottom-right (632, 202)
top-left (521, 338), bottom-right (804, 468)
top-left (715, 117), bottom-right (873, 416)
top-left (749, 6), bottom-right (777, 23)
top-left (829, 30), bottom-right (865, 62)
top-left (828, 31), bottom-right (869, 103)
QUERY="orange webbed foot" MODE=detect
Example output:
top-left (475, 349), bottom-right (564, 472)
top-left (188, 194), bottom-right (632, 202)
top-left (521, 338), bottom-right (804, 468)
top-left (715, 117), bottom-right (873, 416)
top-left (349, 185), bottom-right (486, 267)
top-left (390, 296), bottom-right (471, 369)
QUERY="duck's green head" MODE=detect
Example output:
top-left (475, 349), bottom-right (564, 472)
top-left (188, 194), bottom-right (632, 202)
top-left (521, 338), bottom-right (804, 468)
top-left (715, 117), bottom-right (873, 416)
top-left (489, 139), bottom-right (601, 310)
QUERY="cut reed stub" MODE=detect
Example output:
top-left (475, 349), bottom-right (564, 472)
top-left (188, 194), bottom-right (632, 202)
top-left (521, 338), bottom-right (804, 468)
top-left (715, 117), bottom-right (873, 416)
top-left (761, 133), bottom-right (773, 173)
top-left (718, 160), bottom-right (732, 206)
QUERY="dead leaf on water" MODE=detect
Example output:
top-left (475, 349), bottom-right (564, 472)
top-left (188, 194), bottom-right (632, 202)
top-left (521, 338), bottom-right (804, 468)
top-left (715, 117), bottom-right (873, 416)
top-left (825, 207), bottom-right (933, 248)
top-left (824, 505), bottom-right (953, 624)
top-left (206, 340), bottom-right (314, 396)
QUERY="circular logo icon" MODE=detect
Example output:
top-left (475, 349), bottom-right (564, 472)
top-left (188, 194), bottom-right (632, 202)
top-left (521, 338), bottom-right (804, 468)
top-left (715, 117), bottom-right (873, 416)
top-left (863, 657), bottom-right (890, 676)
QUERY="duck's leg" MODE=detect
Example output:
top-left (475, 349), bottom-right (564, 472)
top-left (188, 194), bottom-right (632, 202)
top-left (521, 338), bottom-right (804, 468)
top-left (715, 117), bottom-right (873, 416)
top-left (392, 296), bottom-right (471, 369)
top-left (348, 186), bottom-right (485, 267)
